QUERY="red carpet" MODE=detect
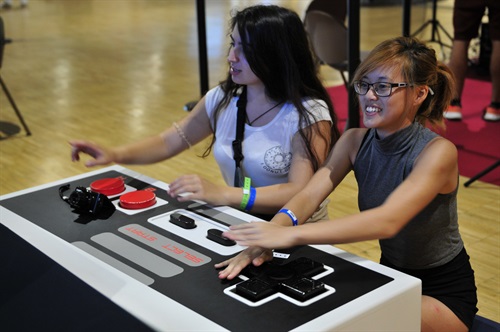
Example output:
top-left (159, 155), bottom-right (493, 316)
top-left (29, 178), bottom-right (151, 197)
top-left (327, 78), bottom-right (500, 186)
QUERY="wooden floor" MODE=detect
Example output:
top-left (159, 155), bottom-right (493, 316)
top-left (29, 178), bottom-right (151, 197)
top-left (1, 0), bottom-right (498, 323)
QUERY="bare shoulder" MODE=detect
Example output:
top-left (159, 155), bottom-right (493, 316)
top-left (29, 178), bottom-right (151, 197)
top-left (326, 128), bottom-right (370, 167)
top-left (341, 127), bottom-right (369, 142)
top-left (414, 136), bottom-right (458, 176)
top-left (340, 128), bottom-right (370, 151)
top-left (421, 136), bottom-right (458, 159)
top-left (414, 136), bottom-right (459, 193)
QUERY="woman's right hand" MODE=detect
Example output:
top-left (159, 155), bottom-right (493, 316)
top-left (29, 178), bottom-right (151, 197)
top-left (70, 140), bottom-right (115, 167)
top-left (215, 246), bottom-right (273, 280)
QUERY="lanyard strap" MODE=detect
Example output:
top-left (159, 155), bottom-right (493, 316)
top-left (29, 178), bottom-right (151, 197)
top-left (232, 86), bottom-right (247, 187)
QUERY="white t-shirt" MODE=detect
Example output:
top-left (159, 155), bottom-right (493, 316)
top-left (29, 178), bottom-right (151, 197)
top-left (205, 86), bottom-right (332, 187)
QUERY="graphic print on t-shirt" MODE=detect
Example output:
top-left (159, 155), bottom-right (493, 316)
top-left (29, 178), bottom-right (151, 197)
top-left (262, 146), bottom-right (291, 174)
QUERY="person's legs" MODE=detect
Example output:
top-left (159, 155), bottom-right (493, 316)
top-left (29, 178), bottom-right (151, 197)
top-left (448, 40), bottom-right (470, 101)
top-left (445, 0), bottom-right (485, 120)
top-left (484, 40), bottom-right (500, 121)
top-left (483, 0), bottom-right (500, 120)
top-left (445, 40), bottom-right (470, 120)
top-left (421, 295), bottom-right (468, 332)
top-left (491, 41), bottom-right (500, 101)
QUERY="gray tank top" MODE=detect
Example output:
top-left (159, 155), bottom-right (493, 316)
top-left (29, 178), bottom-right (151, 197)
top-left (353, 123), bottom-right (463, 269)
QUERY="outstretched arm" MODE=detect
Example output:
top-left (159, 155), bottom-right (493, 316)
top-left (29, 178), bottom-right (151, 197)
top-left (224, 137), bottom-right (459, 249)
top-left (70, 96), bottom-right (212, 167)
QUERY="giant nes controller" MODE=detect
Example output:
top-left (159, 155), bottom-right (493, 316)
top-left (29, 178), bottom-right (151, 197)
top-left (0, 166), bottom-right (421, 331)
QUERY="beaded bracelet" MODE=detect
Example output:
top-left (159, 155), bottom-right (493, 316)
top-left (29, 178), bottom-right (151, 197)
top-left (278, 208), bottom-right (298, 226)
top-left (173, 122), bottom-right (192, 148)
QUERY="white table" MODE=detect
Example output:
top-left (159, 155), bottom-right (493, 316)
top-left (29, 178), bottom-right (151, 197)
top-left (0, 166), bottom-right (421, 331)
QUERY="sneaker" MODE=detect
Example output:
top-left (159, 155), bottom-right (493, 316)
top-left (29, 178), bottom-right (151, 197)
top-left (444, 105), bottom-right (462, 121)
top-left (483, 106), bottom-right (500, 122)
top-left (0, 3), bottom-right (12, 9)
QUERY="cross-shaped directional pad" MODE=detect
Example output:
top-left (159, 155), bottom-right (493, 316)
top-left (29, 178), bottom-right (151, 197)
top-left (224, 257), bottom-right (335, 307)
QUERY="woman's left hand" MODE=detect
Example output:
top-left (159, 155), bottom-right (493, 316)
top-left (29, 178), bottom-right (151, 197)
top-left (215, 246), bottom-right (273, 280)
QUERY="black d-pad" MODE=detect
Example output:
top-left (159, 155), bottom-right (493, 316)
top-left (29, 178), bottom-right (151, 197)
top-left (236, 257), bottom-right (326, 302)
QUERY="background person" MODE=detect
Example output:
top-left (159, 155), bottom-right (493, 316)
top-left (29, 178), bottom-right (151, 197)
top-left (445, 0), bottom-right (500, 121)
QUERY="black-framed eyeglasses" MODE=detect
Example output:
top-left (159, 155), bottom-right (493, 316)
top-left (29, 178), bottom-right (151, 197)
top-left (353, 80), bottom-right (412, 97)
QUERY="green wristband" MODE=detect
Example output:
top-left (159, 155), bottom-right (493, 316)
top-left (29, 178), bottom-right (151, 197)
top-left (240, 177), bottom-right (251, 210)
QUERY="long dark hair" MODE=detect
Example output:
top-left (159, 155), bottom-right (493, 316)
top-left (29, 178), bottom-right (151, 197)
top-left (203, 4), bottom-right (340, 172)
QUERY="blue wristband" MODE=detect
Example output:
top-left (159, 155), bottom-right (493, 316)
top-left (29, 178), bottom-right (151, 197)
top-left (278, 208), bottom-right (298, 226)
top-left (245, 187), bottom-right (256, 211)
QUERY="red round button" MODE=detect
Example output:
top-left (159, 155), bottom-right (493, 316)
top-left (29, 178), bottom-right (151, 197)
top-left (90, 178), bottom-right (125, 196)
top-left (119, 190), bottom-right (156, 209)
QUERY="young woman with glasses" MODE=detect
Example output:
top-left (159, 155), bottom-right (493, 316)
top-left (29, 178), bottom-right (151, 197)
top-left (70, 5), bottom-right (339, 220)
top-left (219, 36), bottom-right (477, 332)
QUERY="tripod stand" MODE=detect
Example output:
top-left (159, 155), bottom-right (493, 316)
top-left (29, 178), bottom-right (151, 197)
top-left (464, 160), bottom-right (500, 187)
top-left (411, 0), bottom-right (453, 59)
top-left (0, 16), bottom-right (31, 136)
